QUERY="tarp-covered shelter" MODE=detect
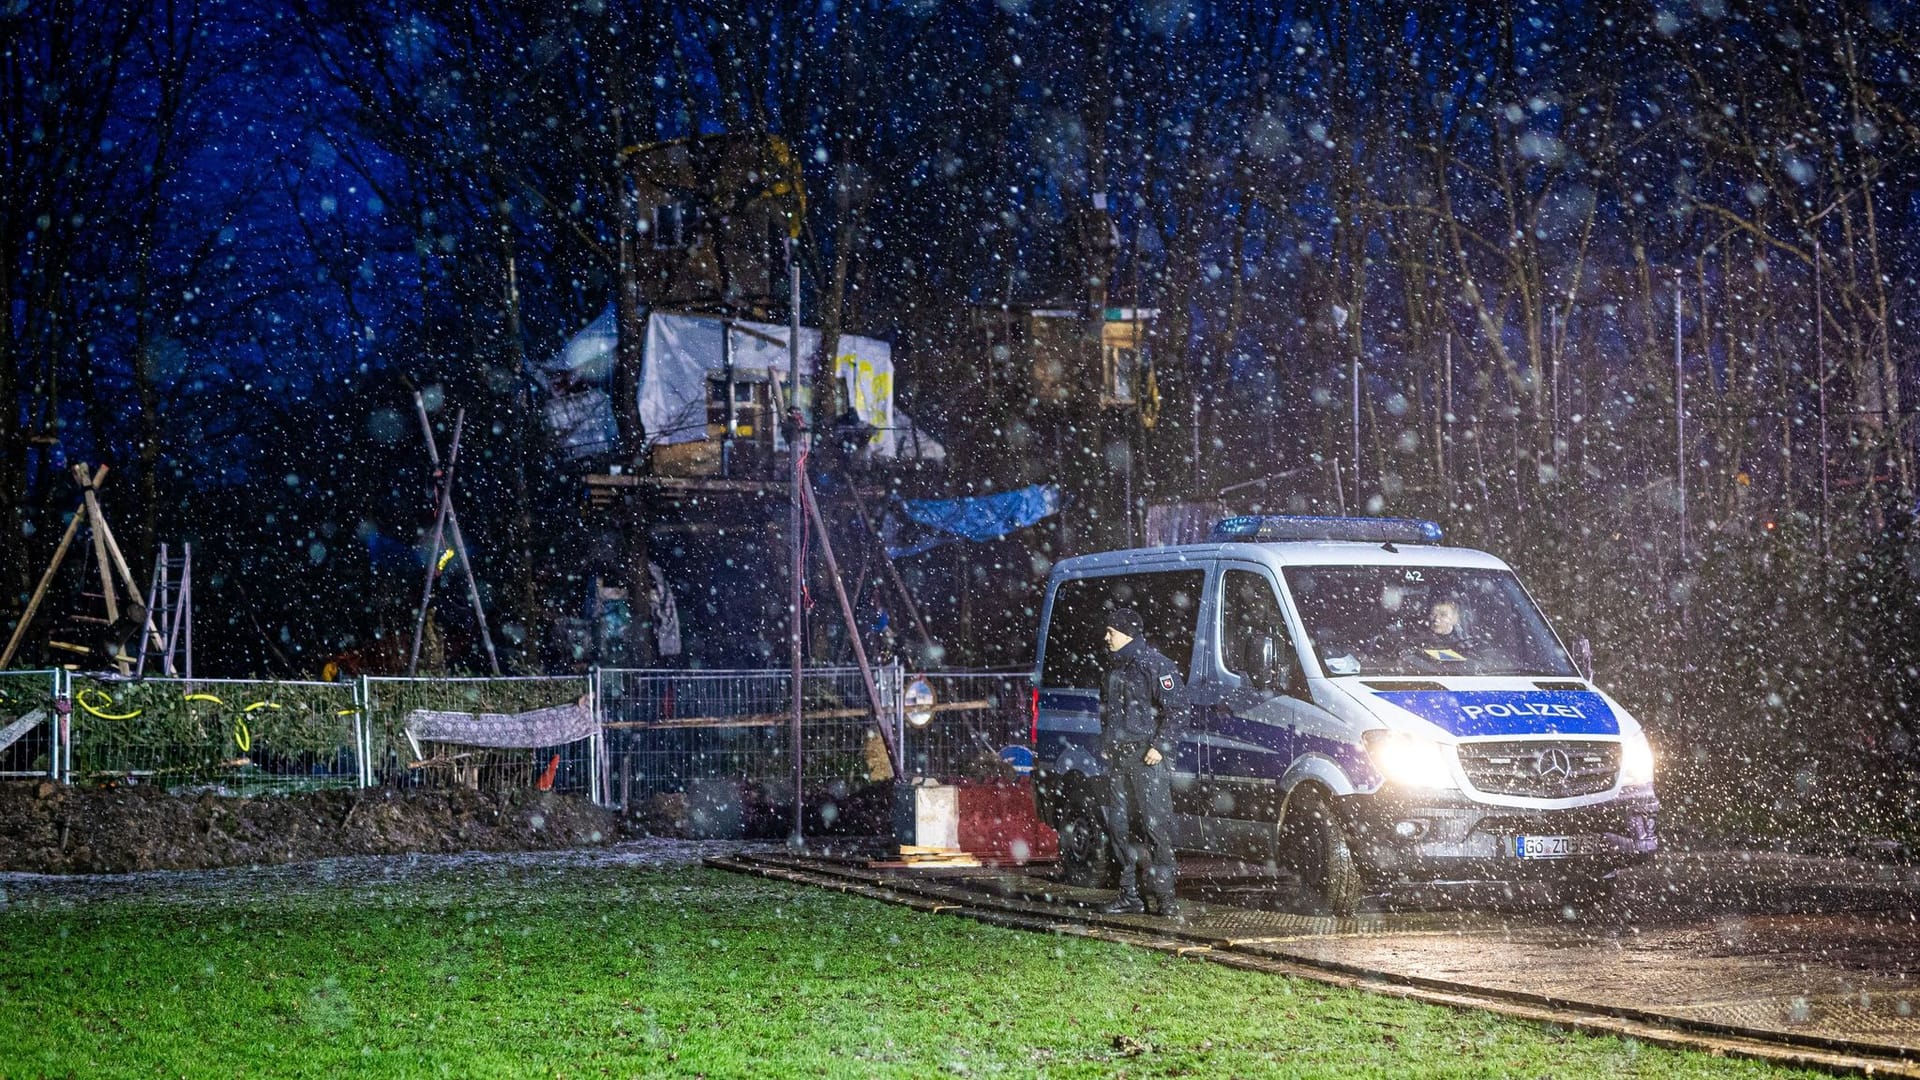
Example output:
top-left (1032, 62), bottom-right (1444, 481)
top-left (536, 306), bottom-right (937, 462)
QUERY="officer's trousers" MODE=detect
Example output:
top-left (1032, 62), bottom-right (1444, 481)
top-left (1103, 745), bottom-right (1176, 901)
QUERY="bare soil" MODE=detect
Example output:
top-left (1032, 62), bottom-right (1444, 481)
top-left (0, 780), bottom-right (623, 874)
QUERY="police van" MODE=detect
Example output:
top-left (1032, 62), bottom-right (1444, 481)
top-left (1029, 515), bottom-right (1658, 913)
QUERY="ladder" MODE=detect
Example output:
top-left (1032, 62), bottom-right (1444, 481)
top-left (135, 542), bottom-right (192, 678)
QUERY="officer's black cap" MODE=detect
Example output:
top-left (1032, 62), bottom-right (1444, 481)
top-left (1107, 606), bottom-right (1144, 637)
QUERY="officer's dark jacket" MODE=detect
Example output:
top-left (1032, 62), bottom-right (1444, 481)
top-left (1101, 639), bottom-right (1188, 755)
top-left (1416, 630), bottom-right (1474, 654)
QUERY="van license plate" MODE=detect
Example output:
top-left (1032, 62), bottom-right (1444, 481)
top-left (1515, 835), bottom-right (1573, 859)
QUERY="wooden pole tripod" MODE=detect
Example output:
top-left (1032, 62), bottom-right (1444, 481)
top-left (0, 464), bottom-right (166, 673)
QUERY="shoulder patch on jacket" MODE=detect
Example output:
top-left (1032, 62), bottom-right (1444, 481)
top-left (1159, 674), bottom-right (1175, 691)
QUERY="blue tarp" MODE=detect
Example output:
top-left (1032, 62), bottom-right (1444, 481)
top-left (885, 484), bottom-right (1060, 558)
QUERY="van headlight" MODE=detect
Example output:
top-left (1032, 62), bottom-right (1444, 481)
top-left (1619, 731), bottom-right (1656, 787)
top-left (1363, 730), bottom-right (1456, 789)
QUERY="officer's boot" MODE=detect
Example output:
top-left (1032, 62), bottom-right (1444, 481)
top-left (1100, 874), bottom-right (1146, 915)
top-left (1144, 867), bottom-right (1181, 919)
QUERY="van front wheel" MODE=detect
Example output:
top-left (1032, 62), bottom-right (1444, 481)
top-left (1282, 786), bottom-right (1362, 916)
top-left (1057, 804), bottom-right (1113, 889)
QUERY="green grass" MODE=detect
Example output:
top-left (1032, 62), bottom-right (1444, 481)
top-left (0, 861), bottom-right (1813, 1079)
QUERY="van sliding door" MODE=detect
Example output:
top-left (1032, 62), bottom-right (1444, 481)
top-left (1198, 567), bottom-right (1310, 855)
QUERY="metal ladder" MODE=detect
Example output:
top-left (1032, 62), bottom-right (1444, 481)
top-left (135, 542), bottom-right (192, 677)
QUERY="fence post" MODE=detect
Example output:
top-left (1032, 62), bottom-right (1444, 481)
top-left (588, 669), bottom-right (604, 807)
top-left (356, 675), bottom-right (371, 788)
top-left (57, 668), bottom-right (69, 784)
top-left (50, 670), bottom-right (63, 783)
top-left (889, 662), bottom-right (905, 777)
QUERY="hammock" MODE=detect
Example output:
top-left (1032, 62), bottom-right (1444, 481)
top-left (402, 701), bottom-right (594, 757)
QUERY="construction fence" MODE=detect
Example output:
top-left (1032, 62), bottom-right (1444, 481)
top-left (15, 666), bottom-right (1034, 813)
top-left (64, 674), bottom-right (363, 794)
top-left (598, 666), bottom-right (893, 808)
top-left (362, 674), bottom-right (597, 801)
top-left (0, 670), bottom-right (61, 780)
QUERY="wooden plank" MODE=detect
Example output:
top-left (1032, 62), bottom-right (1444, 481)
top-left (407, 752), bottom-right (483, 770)
top-left (602, 704), bottom-right (869, 731)
top-left (599, 698), bottom-right (993, 732)
top-left (0, 709), bottom-right (46, 754)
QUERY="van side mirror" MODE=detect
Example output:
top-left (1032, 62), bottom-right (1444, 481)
top-left (1574, 637), bottom-right (1595, 681)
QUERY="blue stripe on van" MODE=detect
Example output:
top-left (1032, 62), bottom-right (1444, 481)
top-left (1371, 689), bottom-right (1619, 737)
top-left (1208, 712), bottom-right (1380, 791)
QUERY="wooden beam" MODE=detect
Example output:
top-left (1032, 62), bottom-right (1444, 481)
top-left (600, 698), bottom-right (991, 733)
top-left (87, 501), bottom-right (166, 657)
top-left (0, 469), bottom-right (96, 668)
top-left (76, 465), bottom-right (124, 673)
top-left (603, 704), bottom-right (868, 731)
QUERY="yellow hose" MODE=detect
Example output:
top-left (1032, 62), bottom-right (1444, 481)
top-left (75, 688), bottom-right (142, 720)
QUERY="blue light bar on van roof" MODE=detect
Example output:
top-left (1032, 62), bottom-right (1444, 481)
top-left (1210, 515), bottom-right (1444, 545)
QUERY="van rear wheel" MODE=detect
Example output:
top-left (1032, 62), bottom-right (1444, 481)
top-left (1282, 786), bottom-right (1362, 916)
top-left (1057, 805), bottom-right (1113, 889)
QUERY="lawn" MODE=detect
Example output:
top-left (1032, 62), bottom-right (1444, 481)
top-left (0, 855), bottom-right (1815, 1079)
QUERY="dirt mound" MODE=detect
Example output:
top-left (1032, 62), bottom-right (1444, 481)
top-left (0, 781), bottom-right (623, 874)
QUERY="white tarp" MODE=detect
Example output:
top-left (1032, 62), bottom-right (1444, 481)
top-left (539, 304), bottom-right (618, 389)
top-left (641, 313), bottom-right (897, 455)
top-left (543, 389), bottom-right (616, 459)
top-left (535, 305), bottom-right (621, 459)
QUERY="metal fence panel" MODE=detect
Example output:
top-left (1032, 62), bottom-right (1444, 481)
top-left (0, 670), bottom-right (62, 780)
top-left (902, 670), bottom-right (1035, 780)
top-left (598, 667), bottom-right (899, 808)
top-left (32, 667), bottom-right (1033, 806)
top-left (64, 676), bottom-right (361, 794)
top-left (362, 675), bottom-right (595, 796)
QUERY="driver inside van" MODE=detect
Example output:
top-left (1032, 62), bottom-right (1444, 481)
top-left (1420, 599), bottom-right (1471, 659)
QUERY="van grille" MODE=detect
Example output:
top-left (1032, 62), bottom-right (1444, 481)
top-left (1457, 740), bottom-right (1618, 798)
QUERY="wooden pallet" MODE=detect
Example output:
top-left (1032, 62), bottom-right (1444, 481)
top-left (870, 845), bottom-right (983, 869)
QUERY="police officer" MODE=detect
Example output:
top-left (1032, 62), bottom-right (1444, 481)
top-left (1418, 598), bottom-right (1474, 656)
top-left (1098, 606), bottom-right (1187, 916)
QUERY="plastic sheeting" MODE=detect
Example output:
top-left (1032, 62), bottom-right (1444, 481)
top-left (885, 483), bottom-right (1060, 558)
top-left (537, 304), bottom-right (618, 389)
top-left (535, 305), bottom-right (622, 458)
top-left (641, 312), bottom-right (896, 455)
top-left (543, 389), bottom-right (617, 459)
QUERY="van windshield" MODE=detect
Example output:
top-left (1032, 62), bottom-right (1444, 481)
top-left (1281, 565), bottom-right (1576, 678)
